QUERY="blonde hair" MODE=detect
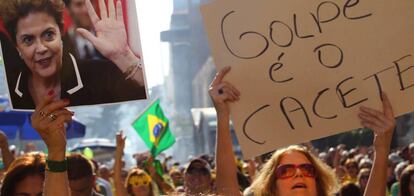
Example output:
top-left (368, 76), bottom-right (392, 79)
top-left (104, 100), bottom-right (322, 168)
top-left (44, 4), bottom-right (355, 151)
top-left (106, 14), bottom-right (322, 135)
top-left (250, 145), bottom-right (339, 196)
top-left (125, 168), bottom-right (164, 196)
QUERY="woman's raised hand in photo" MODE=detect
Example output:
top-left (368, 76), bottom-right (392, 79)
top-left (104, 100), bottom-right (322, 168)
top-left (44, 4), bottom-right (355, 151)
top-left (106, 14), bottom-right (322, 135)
top-left (77, 0), bottom-right (135, 61)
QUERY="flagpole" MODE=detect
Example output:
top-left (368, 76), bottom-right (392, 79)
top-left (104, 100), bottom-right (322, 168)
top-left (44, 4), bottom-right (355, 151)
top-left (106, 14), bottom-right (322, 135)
top-left (131, 97), bottom-right (161, 125)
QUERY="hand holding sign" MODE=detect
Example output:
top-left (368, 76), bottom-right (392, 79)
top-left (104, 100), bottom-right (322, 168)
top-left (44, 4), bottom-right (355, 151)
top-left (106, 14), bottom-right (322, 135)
top-left (359, 92), bottom-right (396, 150)
top-left (208, 66), bottom-right (241, 116)
top-left (31, 91), bottom-right (73, 160)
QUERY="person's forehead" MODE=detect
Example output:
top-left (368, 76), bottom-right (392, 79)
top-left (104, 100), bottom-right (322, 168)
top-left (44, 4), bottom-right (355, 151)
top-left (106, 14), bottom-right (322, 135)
top-left (16, 13), bottom-right (58, 35)
top-left (279, 151), bottom-right (311, 165)
top-left (15, 175), bottom-right (43, 194)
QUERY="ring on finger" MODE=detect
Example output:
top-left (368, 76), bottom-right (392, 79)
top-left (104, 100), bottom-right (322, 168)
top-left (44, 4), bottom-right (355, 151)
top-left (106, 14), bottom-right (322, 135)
top-left (48, 113), bottom-right (57, 121)
top-left (39, 111), bottom-right (47, 119)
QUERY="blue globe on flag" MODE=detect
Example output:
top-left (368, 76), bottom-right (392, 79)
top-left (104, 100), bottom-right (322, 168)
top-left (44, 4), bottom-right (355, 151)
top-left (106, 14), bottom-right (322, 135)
top-left (153, 123), bottom-right (164, 138)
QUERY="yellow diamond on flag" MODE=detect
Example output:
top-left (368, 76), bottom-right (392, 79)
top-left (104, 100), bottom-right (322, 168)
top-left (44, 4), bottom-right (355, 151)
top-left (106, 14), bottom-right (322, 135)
top-left (148, 114), bottom-right (167, 147)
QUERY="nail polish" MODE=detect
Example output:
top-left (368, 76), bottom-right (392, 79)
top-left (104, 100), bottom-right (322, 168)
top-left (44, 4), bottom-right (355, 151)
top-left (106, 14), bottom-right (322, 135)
top-left (48, 90), bottom-right (55, 96)
top-left (63, 99), bottom-right (70, 104)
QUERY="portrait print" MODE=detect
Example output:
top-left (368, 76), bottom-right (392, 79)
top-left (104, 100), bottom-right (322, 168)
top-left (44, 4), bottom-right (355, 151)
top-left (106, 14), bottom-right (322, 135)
top-left (0, 0), bottom-right (148, 110)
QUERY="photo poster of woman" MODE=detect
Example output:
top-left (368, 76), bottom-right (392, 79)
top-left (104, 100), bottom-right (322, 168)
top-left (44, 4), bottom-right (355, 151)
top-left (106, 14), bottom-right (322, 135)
top-left (0, 0), bottom-right (148, 111)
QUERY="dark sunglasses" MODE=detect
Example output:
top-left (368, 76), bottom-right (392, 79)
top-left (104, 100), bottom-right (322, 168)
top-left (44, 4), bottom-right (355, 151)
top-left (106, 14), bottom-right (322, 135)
top-left (275, 163), bottom-right (316, 179)
top-left (187, 167), bottom-right (210, 176)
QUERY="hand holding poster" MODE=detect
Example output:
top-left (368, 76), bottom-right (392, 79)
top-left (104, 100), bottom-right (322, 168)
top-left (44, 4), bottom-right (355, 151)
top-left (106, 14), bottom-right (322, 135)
top-left (201, 0), bottom-right (414, 158)
top-left (0, 0), bottom-right (148, 110)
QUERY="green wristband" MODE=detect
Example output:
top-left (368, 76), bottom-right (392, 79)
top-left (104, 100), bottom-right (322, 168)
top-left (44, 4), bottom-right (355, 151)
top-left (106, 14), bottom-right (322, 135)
top-left (46, 158), bottom-right (67, 173)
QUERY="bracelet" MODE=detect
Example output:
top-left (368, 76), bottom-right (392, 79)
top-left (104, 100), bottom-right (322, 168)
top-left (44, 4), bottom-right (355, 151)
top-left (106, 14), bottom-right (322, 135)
top-left (46, 158), bottom-right (67, 172)
top-left (124, 59), bottom-right (143, 80)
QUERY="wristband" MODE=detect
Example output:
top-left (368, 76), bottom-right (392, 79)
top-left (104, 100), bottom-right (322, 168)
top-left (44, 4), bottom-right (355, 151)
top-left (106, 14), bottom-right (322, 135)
top-left (46, 158), bottom-right (67, 172)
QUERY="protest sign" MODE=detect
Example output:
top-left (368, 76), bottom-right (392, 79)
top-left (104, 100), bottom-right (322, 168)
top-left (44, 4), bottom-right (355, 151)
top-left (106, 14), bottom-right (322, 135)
top-left (0, 0), bottom-right (148, 110)
top-left (201, 0), bottom-right (414, 158)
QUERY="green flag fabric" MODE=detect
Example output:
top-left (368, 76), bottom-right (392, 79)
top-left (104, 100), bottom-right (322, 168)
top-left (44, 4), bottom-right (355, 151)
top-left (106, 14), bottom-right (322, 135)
top-left (132, 99), bottom-right (175, 156)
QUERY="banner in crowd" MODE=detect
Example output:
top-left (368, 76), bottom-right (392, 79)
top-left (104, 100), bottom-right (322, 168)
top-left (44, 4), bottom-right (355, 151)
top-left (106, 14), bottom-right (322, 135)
top-left (201, 0), bottom-right (414, 158)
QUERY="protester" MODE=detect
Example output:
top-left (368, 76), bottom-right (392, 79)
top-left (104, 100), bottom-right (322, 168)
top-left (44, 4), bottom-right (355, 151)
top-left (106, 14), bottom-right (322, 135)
top-left (0, 152), bottom-right (45, 195)
top-left (183, 158), bottom-right (214, 195)
top-left (358, 158), bottom-right (373, 170)
top-left (124, 167), bottom-right (155, 196)
top-left (114, 131), bottom-right (173, 196)
top-left (96, 163), bottom-right (113, 196)
top-left (409, 143), bottom-right (414, 164)
top-left (343, 159), bottom-right (359, 184)
top-left (0, 0), bottom-right (145, 110)
top-left (390, 161), bottom-right (409, 196)
top-left (248, 145), bottom-right (338, 196)
top-left (169, 168), bottom-right (184, 189)
top-left (338, 182), bottom-right (361, 196)
top-left (399, 164), bottom-right (414, 196)
top-left (30, 91), bottom-right (72, 195)
top-left (67, 153), bottom-right (103, 196)
top-left (114, 131), bottom-right (151, 196)
top-left (98, 164), bottom-right (112, 183)
top-left (209, 66), bottom-right (396, 196)
top-left (357, 168), bottom-right (370, 193)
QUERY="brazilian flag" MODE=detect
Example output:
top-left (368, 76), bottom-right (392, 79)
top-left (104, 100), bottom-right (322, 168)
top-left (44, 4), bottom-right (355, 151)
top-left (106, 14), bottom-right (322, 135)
top-left (132, 99), bottom-right (175, 157)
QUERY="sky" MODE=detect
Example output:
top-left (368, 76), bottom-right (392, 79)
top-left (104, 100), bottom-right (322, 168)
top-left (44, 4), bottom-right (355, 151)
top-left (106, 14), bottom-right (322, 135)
top-left (134, 0), bottom-right (173, 88)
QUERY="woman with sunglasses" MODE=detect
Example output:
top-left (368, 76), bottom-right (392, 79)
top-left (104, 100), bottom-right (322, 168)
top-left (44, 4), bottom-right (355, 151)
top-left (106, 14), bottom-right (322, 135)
top-left (209, 66), bottom-right (396, 196)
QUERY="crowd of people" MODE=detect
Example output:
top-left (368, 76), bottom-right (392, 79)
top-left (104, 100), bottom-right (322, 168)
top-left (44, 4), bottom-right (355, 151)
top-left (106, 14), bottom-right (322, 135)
top-left (0, 0), bottom-right (414, 195)
top-left (0, 67), bottom-right (412, 196)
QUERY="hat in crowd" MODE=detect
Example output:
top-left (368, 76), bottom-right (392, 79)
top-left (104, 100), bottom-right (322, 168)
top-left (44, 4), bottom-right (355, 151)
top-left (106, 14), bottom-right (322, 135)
top-left (184, 158), bottom-right (211, 175)
top-left (394, 161), bottom-right (409, 178)
top-left (358, 158), bottom-right (373, 169)
top-left (388, 152), bottom-right (404, 164)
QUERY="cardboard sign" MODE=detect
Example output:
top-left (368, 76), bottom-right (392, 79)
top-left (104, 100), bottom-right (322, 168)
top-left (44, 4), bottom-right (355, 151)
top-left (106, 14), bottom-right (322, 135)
top-left (0, 0), bottom-right (148, 110)
top-left (201, 0), bottom-right (414, 158)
